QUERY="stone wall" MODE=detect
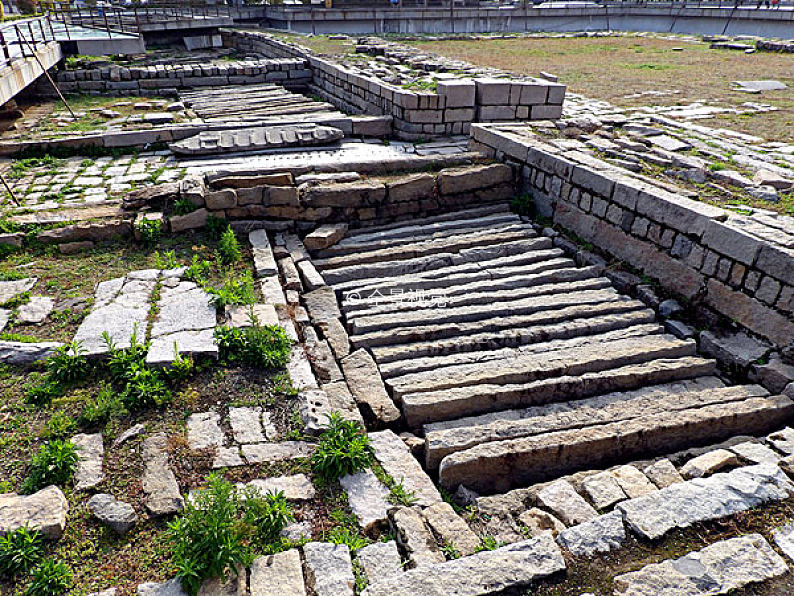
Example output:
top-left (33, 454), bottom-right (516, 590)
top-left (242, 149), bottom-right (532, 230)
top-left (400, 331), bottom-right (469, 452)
top-left (221, 30), bottom-right (565, 140)
top-left (471, 123), bottom-right (794, 348)
top-left (138, 163), bottom-right (515, 232)
top-left (52, 58), bottom-right (311, 96)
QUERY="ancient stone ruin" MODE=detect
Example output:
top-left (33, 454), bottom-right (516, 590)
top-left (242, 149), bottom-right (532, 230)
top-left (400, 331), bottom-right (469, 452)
top-left (1, 5), bottom-right (794, 596)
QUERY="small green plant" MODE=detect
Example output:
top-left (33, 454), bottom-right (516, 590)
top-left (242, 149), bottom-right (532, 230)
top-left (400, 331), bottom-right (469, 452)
top-left (136, 218), bottom-right (163, 248)
top-left (327, 526), bottom-right (369, 552)
top-left (509, 193), bottom-right (534, 217)
top-left (441, 540), bottom-right (461, 560)
top-left (242, 488), bottom-right (295, 545)
top-left (207, 271), bottom-right (256, 309)
top-left (387, 479), bottom-right (418, 506)
top-left (206, 215), bottom-right (230, 241)
top-left (45, 341), bottom-right (89, 384)
top-left (215, 323), bottom-right (292, 368)
top-left (217, 227), bottom-right (241, 264)
top-left (154, 250), bottom-right (180, 270)
top-left (42, 411), bottom-right (77, 440)
top-left (475, 535), bottom-right (504, 552)
top-left (173, 196), bottom-right (198, 216)
top-left (21, 440), bottom-right (79, 494)
top-left (24, 559), bottom-right (72, 596)
top-left (311, 414), bottom-right (374, 484)
top-left (2, 290), bottom-right (30, 309)
top-left (163, 347), bottom-right (195, 385)
top-left (0, 527), bottom-right (43, 577)
top-left (352, 559), bottom-right (368, 593)
top-left (168, 474), bottom-right (253, 596)
top-left (121, 366), bottom-right (172, 409)
top-left (105, 329), bottom-right (148, 383)
top-left (184, 255), bottom-right (212, 285)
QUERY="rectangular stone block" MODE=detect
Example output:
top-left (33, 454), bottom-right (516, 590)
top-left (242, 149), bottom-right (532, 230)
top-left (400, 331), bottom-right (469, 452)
top-left (436, 79), bottom-right (476, 108)
top-left (474, 78), bottom-right (511, 105)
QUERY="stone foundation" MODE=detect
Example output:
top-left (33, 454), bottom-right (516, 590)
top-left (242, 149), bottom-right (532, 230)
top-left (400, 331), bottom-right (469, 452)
top-left (52, 58), bottom-right (311, 96)
top-left (221, 30), bottom-right (565, 140)
top-left (471, 123), bottom-right (794, 348)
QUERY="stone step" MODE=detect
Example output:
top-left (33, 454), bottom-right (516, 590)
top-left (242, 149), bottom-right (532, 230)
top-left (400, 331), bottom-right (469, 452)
top-left (360, 533), bottom-right (565, 596)
top-left (350, 288), bottom-right (625, 335)
top-left (317, 213), bottom-right (522, 257)
top-left (387, 333), bottom-right (695, 401)
top-left (424, 377), bottom-right (738, 469)
top-left (371, 310), bottom-right (658, 365)
top-left (314, 227), bottom-right (536, 271)
top-left (437, 393), bottom-right (794, 493)
top-left (323, 237), bottom-right (553, 286)
top-left (401, 356), bottom-right (716, 427)
top-left (613, 534), bottom-right (787, 595)
top-left (342, 266), bottom-right (603, 318)
top-left (352, 301), bottom-right (647, 350)
top-left (379, 323), bottom-right (663, 380)
top-left (343, 204), bottom-right (512, 240)
top-left (335, 250), bottom-right (573, 296)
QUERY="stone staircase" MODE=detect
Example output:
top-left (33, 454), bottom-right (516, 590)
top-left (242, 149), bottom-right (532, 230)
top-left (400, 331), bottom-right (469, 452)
top-left (307, 203), bottom-right (794, 495)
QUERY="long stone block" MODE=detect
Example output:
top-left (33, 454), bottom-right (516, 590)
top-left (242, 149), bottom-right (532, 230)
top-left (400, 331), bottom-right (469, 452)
top-left (361, 533), bottom-right (565, 596)
top-left (438, 395), bottom-right (794, 492)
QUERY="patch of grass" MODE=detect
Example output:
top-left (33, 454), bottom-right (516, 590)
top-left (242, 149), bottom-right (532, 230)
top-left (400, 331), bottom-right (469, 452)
top-left (173, 196), bottom-right (198, 216)
top-left (154, 250), bottom-right (180, 270)
top-left (207, 271), bottom-right (257, 309)
top-left (136, 218), bottom-right (163, 249)
top-left (509, 193), bottom-right (534, 217)
top-left (311, 414), bottom-right (374, 484)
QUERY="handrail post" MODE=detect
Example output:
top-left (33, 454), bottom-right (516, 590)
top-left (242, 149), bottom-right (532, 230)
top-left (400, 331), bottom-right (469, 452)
top-left (0, 30), bottom-right (10, 68)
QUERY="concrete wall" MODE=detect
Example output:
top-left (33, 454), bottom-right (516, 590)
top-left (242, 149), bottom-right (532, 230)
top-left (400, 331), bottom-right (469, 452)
top-left (0, 41), bottom-right (62, 106)
top-left (261, 5), bottom-right (794, 37)
top-left (471, 123), bottom-right (794, 348)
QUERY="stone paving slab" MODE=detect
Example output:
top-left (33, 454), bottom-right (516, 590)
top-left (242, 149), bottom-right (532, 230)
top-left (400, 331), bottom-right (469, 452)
top-left (613, 533), bottom-right (787, 595)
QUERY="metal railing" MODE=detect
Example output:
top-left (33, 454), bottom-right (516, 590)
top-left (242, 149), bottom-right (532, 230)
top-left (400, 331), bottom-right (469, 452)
top-left (0, 15), bottom-right (56, 71)
top-left (44, 1), bottom-right (234, 40)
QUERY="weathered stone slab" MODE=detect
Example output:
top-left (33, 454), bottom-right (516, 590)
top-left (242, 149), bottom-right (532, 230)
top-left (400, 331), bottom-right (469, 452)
top-left (556, 510), bottom-right (626, 556)
top-left (390, 506), bottom-right (445, 568)
top-left (250, 549), bottom-right (307, 596)
top-left (141, 432), bottom-right (184, 516)
top-left (241, 441), bottom-right (314, 464)
top-left (612, 465), bottom-right (657, 498)
top-left (171, 124), bottom-right (344, 156)
top-left (340, 469), bottom-right (390, 533)
top-left (518, 507), bottom-right (565, 538)
top-left (150, 284), bottom-right (215, 338)
top-left (613, 534), bottom-right (787, 595)
top-left (229, 407), bottom-right (266, 444)
top-left (0, 486), bottom-right (69, 539)
top-left (0, 341), bottom-right (62, 365)
top-left (581, 471), bottom-right (627, 510)
top-left (250, 230), bottom-right (278, 278)
top-left (537, 480), bottom-right (598, 526)
top-left (304, 286), bottom-right (342, 323)
top-left (186, 412), bottom-right (224, 450)
top-left (72, 432), bottom-right (105, 490)
top-left (730, 441), bottom-right (780, 464)
top-left (356, 541), bottom-right (402, 586)
top-left (361, 533), bottom-right (565, 596)
top-left (421, 501), bottom-right (480, 556)
top-left (137, 579), bottom-right (187, 596)
top-left (643, 458), bottom-right (684, 488)
top-left (87, 493), bottom-right (137, 535)
top-left (146, 329), bottom-right (218, 367)
top-left (303, 542), bottom-right (355, 596)
top-left (241, 474), bottom-right (315, 501)
top-left (17, 296), bottom-right (54, 324)
top-left (0, 278), bottom-right (36, 304)
top-left (297, 259), bottom-right (326, 291)
top-left (225, 304), bottom-right (279, 328)
top-left (772, 522), bottom-right (794, 563)
top-left (305, 224), bottom-right (348, 251)
top-left (617, 463), bottom-right (793, 540)
top-left (370, 430), bottom-right (442, 508)
top-left (340, 349), bottom-right (400, 425)
top-left (680, 449), bottom-right (739, 479)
